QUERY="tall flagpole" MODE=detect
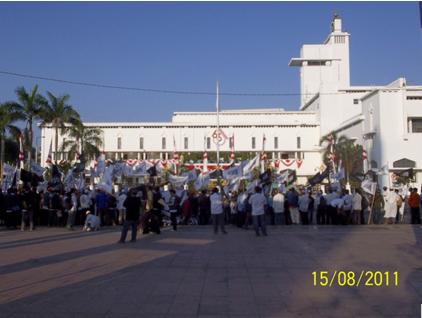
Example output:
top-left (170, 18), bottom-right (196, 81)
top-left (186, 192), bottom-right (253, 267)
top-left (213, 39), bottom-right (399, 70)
top-left (216, 81), bottom-right (220, 171)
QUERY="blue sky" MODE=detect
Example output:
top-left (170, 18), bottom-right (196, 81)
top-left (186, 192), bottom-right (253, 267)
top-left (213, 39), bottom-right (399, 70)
top-left (0, 2), bottom-right (421, 123)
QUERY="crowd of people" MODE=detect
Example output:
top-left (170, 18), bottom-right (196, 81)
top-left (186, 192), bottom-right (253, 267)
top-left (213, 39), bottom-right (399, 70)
top-left (0, 181), bottom-right (421, 242)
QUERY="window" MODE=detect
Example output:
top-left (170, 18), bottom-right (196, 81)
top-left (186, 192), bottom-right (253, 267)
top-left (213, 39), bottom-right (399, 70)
top-left (251, 137), bottom-right (256, 149)
top-left (229, 136), bottom-right (234, 149)
top-left (117, 137), bottom-right (122, 150)
top-left (353, 99), bottom-right (359, 105)
top-left (409, 118), bottom-right (422, 133)
top-left (281, 152), bottom-right (295, 159)
top-left (184, 137), bottom-right (188, 150)
top-left (139, 137), bottom-right (144, 149)
top-left (297, 136), bottom-right (301, 149)
top-left (206, 137), bottom-right (211, 149)
top-left (162, 137), bottom-right (166, 149)
top-left (274, 137), bottom-right (278, 149)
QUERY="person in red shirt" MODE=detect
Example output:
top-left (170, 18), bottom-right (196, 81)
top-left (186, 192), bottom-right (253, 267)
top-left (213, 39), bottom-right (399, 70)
top-left (408, 188), bottom-right (421, 224)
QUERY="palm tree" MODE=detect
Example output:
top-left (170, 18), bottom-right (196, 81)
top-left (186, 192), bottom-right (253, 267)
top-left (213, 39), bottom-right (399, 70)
top-left (4, 85), bottom-right (47, 167)
top-left (320, 132), bottom-right (364, 186)
top-left (0, 103), bottom-right (23, 181)
top-left (40, 92), bottom-right (81, 163)
top-left (60, 123), bottom-right (103, 161)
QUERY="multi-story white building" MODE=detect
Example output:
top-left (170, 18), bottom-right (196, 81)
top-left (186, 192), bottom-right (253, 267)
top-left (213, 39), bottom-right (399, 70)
top-left (40, 14), bottom-right (422, 188)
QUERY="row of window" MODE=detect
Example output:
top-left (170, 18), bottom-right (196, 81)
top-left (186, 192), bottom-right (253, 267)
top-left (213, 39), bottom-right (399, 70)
top-left (116, 136), bottom-right (302, 150)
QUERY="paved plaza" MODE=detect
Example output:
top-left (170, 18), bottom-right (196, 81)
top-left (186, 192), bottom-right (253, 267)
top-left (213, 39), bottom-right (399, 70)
top-left (0, 225), bottom-right (421, 318)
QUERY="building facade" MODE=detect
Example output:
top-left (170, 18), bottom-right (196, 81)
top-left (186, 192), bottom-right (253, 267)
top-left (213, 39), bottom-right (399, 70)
top-left (40, 15), bottom-right (422, 188)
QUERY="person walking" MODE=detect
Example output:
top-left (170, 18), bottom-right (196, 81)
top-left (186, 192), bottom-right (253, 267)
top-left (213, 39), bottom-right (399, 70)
top-left (210, 187), bottom-right (227, 234)
top-left (249, 186), bottom-right (268, 236)
top-left (118, 189), bottom-right (141, 243)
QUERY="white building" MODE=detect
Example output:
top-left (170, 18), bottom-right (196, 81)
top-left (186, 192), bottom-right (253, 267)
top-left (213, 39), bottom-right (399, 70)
top-left (40, 14), bottom-right (422, 188)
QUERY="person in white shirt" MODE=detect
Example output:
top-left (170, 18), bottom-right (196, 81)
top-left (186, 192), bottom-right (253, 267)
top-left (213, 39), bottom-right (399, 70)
top-left (298, 189), bottom-right (310, 225)
top-left (384, 189), bottom-right (399, 223)
top-left (352, 189), bottom-right (362, 225)
top-left (210, 187), bottom-right (227, 234)
top-left (83, 210), bottom-right (100, 231)
top-left (248, 186), bottom-right (268, 236)
top-left (325, 188), bottom-right (339, 224)
top-left (117, 191), bottom-right (127, 225)
top-left (342, 189), bottom-right (353, 225)
top-left (272, 190), bottom-right (285, 225)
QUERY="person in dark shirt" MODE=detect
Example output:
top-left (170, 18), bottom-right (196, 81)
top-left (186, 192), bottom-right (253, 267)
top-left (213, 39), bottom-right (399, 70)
top-left (198, 190), bottom-right (211, 225)
top-left (118, 189), bottom-right (141, 243)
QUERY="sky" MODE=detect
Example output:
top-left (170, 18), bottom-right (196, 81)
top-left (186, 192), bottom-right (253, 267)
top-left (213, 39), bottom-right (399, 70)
top-left (0, 1), bottom-right (421, 125)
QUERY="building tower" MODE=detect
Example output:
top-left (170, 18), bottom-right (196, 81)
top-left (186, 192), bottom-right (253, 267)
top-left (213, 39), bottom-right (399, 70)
top-left (289, 14), bottom-right (350, 109)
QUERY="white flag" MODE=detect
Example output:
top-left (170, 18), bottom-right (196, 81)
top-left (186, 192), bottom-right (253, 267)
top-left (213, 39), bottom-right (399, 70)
top-left (182, 170), bottom-right (197, 183)
top-left (243, 155), bottom-right (260, 177)
top-left (194, 172), bottom-right (210, 191)
top-left (30, 162), bottom-right (45, 177)
top-left (223, 165), bottom-right (242, 180)
top-left (168, 175), bottom-right (189, 188)
top-left (361, 179), bottom-right (377, 195)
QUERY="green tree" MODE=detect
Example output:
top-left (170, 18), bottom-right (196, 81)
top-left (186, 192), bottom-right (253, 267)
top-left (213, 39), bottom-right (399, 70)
top-left (5, 85), bottom-right (46, 167)
top-left (0, 103), bottom-right (22, 180)
top-left (320, 132), bottom-right (364, 187)
top-left (60, 123), bottom-right (103, 161)
top-left (40, 92), bottom-right (81, 163)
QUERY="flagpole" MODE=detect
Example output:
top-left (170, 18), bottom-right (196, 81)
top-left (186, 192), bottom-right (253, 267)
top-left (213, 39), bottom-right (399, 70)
top-left (216, 81), bottom-right (220, 170)
top-left (215, 81), bottom-right (222, 194)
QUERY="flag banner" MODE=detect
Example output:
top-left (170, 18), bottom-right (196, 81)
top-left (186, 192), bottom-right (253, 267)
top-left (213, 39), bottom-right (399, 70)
top-left (97, 165), bottom-right (114, 193)
top-left (95, 153), bottom-right (106, 176)
top-left (181, 169), bottom-right (198, 183)
top-left (30, 163), bottom-right (46, 177)
top-left (209, 169), bottom-right (223, 179)
top-left (194, 172), bottom-right (210, 191)
top-left (280, 159), bottom-right (295, 167)
top-left (130, 161), bottom-right (148, 177)
top-left (243, 154), bottom-right (260, 176)
top-left (64, 170), bottom-right (75, 192)
top-left (223, 165), bottom-right (242, 180)
top-left (20, 168), bottom-right (43, 185)
top-left (169, 174), bottom-right (189, 187)
top-left (259, 170), bottom-right (271, 184)
top-left (112, 162), bottom-right (125, 178)
top-left (277, 169), bottom-right (297, 185)
top-left (308, 167), bottom-right (330, 186)
top-left (1, 165), bottom-right (17, 192)
top-left (396, 168), bottom-right (413, 179)
top-left (224, 177), bottom-right (241, 195)
top-left (246, 180), bottom-right (259, 194)
top-left (73, 162), bottom-right (86, 174)
top-left (373, 164), bottom-right (389, 176)
top-left (296, 159), bottom-right (303, 168)
top-left (361, 179), bottom-right (377, 195)
top-left (49, 165), bottom-right (63, 191)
